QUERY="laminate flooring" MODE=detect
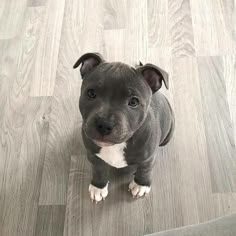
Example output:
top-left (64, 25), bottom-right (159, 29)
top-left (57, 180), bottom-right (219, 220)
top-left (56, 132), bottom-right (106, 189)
top-left (0, 0), bottom-right (236, 235)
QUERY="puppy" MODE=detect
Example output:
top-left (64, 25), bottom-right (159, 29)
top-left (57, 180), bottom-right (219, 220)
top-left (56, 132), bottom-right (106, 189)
top-left (74, 53), bottom-right (175, 202)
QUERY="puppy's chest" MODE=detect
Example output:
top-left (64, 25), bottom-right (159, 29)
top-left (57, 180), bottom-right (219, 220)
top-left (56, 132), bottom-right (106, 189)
top-left (96, 143), bottom-right (127, 168)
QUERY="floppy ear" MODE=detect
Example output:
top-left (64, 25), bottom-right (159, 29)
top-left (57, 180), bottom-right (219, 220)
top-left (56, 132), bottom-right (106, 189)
top-left (73, 52), bottom-right (104, 78)
top-left (137, 63), bottom-right (169, 93)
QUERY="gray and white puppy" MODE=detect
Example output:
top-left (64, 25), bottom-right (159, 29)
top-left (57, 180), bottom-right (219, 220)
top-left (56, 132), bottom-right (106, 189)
top-left (74, 52), bottom-right (175, 202)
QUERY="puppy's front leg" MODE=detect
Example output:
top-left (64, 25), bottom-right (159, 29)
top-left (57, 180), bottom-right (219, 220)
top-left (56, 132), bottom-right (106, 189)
top-left (89, 161), bottom-right (110, 203)
top-left (129, 162), bottom-right (152, 198)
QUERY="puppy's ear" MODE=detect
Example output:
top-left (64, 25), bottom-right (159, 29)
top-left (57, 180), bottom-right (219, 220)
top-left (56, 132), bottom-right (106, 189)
top-left (73, 52), bottom-right (104, 78)
top-left (136, 63), bottom-right (169, 93)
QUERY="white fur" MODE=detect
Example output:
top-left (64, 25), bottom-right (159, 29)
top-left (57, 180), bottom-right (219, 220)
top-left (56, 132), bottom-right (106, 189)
top-left (129, 180), bottom-right (151, 198)
top-left (96, 142), bottom-right (128, 168)
top-left (89, 183), bottom-right (109, 202)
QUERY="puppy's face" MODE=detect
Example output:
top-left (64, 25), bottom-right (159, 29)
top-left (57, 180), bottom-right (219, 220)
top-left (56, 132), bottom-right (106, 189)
top-left (74, 53), bottom-right (169, 147)
top-left (79, 62), bottom-right (152, 145)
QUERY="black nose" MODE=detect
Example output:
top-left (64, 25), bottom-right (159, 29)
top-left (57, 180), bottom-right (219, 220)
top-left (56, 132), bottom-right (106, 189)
top-left (95, 117), bottom-right (114, 136)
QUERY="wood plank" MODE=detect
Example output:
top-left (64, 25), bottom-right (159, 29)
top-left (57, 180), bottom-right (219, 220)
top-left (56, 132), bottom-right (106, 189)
top-left (0, 0), bottom-right (27, 39)
top-left (148, 8), bottom-right (170, 47)
top-left (104, 29), bottom-right (125, 61)
top-left (66, 0), bottom-right (105, 56)
top-left (190, 0), bottom-right (236, 56)
top-left (1, 5), bottom-right (49, 113)
top-left (224, 55), bottom-right (236, 145)
top-left (197, 56), bottom-right (236, 192)
top-left (38, 93), bottom-right (78, 205)
top-left (150, 146), bottom-right (184, 233)
top-left (124, 0), bottom-right (148, 64)
top-left (148, 0), bottom-right (168, 14)
top-left (0, 10), bottom-right (52, 235)
top-left (63, 144), bottom-right (92, 236)
top-left (0, 38), bottom-right (22, 236)
top-left (148, 0), bottom-right (168, 48)
top-left (27, 0), bottom-right (47, 7)
top-left (104, 0), bottom-right (127, 30)
top-left (172, 57), bottom-right (207, 161)
top-left (0, 97), bottom-right (51, 236)
top-left (1, 1), bottom-right (236, 235)
top-left (168, 0), bottom-right (195, 57)
top-left (29, 0), bottom-right (65, 96)
top-left (35, 205), bottom-right (66, 236)
top-left (170, 57), bottom-right (215, 224)
top-left (0, 39), bottom-right (21, 123)
top-left (213, 193), bottom-right (236, 216)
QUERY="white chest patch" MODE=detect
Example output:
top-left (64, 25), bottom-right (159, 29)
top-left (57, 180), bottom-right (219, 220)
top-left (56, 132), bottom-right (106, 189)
top-left (96, 142), bottom-right (128, 168)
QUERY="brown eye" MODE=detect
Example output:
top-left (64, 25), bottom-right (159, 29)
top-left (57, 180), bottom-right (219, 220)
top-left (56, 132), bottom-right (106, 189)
top-left (128, 97), bottom-right (139, 108)
top-left (87, 89), bottom-right (96, 99)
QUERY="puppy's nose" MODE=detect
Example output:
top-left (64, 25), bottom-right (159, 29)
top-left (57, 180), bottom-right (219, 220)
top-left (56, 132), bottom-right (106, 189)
top-left (95, 117), bottom-right (114, 136)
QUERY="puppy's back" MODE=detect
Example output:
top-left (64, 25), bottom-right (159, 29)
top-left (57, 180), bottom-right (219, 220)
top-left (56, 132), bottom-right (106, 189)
top-left (151, 92), bottom-right (175, 146)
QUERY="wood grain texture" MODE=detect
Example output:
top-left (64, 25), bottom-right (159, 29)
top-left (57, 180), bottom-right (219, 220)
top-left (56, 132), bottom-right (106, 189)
top-left (190, 0), bottom-right (236, 56)
top-left (104, 0), bottom-right (127, 29)
top-left (197, 56), bottom-right (236, 193)
top-left (124, 0), bottom-right (148, 64)
top-left (224, 56), bottom-right (236, 144)
top-left (1, 0), bottom-right (236, 235)
top-left (0, 13), bottom-right (52, 236)
top-left (172, 58), bottom-right (207, 162)
top-left (0, 39), bottom-right (21, 123)
top-left (168, 0), bottom-right (195, 57)
top-left (0, 97), bottom-right (51, 236)
top-left (213, 193), bottom-right (236, 216)
top-left (28, 0), bottom-right (47, 7)
top-left (148, 0), bottom-right (168, 47)
top-left (38, 77), bottom-right (79, 205)
top-left (67, 0), bottom-right (105, 55)
top-left (151, 146), bottom-right (184, 233)
top-left (0, 0), bottom-right (27, 39)
top-left (35, 205), bottom-right (66, 236)
top-left (104, 29), bottom-right (125, 61)
top-left (29, 0), bottom-right (65, 96)
top-left (171, 57), bottom-right (213, 224)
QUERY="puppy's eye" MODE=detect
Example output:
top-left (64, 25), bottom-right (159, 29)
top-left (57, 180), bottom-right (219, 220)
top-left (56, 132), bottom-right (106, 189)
top-left (128, 97), bottom-right (139, 108)
top-left (87, 89), bottom-right (96, 99)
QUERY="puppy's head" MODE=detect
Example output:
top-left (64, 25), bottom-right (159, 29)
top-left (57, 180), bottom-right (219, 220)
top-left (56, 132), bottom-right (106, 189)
top-left (74, 52), bottom-right (169, 147)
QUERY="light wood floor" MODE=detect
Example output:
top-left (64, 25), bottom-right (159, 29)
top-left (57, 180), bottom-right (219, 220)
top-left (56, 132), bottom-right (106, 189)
top-left (0, 0), bottom-right (236, 236)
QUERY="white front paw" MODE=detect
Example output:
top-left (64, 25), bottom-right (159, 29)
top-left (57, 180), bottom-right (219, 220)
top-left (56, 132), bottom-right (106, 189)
top-left (88, 183), bottom-right (109, 203)
top-left (128, 180), bottom-right (151, 198)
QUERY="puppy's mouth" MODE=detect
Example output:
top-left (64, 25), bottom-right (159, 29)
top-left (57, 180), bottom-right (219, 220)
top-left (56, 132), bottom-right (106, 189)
top-left (82, 122), bottom-right (129, 147)
top-left (92, 140), bottom-right (115, 147)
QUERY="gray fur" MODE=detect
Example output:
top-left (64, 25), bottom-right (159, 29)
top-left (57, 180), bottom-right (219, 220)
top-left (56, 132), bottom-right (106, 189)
top-left (74, 53), bottom-right (175, 189)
